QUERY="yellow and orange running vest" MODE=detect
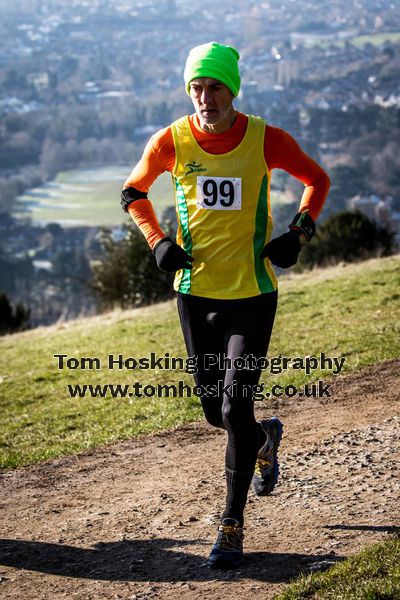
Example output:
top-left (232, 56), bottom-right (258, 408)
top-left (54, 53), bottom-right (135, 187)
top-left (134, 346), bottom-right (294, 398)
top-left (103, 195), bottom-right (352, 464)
top-left (171, 114), bottom-right (278, 299)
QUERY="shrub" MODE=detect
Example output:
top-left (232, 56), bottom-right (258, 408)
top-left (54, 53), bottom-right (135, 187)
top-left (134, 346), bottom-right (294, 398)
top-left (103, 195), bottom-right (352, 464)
top-left (297, 210), bottom-right (396, 270)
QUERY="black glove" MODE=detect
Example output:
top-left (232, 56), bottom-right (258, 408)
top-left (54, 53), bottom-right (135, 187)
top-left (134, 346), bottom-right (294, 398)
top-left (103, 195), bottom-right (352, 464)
top-left (260, 231), bottom-right (302, 268)
top-left (260, 211), bottom-right (316, 269)
top-left (153, 237), bottom-right (194, 272)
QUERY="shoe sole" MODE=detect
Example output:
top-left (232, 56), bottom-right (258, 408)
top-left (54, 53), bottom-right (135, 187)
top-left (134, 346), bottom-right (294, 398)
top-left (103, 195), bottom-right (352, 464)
top-left (253, 416), bottom-right (283, 496)
top-left (208, 555), bottom-right (243, 569)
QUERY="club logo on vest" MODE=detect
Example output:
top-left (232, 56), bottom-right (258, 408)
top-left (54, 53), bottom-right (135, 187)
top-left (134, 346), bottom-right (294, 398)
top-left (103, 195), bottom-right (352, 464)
top-left (185, 161), bottom-right (207, 176)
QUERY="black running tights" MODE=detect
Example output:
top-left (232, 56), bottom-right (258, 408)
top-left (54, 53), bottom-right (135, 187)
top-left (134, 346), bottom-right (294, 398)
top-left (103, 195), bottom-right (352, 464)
top-left (176, 290), bottom-right (278, 524)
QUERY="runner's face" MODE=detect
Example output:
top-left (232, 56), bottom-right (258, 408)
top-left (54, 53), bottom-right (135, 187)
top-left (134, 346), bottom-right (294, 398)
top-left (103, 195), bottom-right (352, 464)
top-left (189, 78), bottom-right (234, 128)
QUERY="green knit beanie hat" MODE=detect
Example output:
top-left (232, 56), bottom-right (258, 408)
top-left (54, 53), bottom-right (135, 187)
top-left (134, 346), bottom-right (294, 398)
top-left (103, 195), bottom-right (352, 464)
top-left (184, 42), bottom-right (241, 97)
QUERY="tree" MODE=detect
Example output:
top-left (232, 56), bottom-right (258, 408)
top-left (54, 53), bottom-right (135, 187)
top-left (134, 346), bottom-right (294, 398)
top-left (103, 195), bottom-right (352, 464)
top-left (91, 223), bottom-right (174, 309)
top-left (297, 210), bottom-right (395, 270)
top-left (0, 293), bottom-right (30, 335)
top-left (371, 140), bottom-right (400, 197)
top-left (0, 246), bottom-right (34, 295)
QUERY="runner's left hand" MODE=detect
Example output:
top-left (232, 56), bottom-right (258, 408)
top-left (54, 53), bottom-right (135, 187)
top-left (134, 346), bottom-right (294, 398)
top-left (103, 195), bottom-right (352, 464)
top-left (260, 231), bottom-right (302, 268)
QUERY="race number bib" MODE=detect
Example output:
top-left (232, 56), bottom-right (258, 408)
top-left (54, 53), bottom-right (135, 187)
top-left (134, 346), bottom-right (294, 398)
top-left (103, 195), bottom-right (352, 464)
top-left (196, 176), bottom-right (242, 210)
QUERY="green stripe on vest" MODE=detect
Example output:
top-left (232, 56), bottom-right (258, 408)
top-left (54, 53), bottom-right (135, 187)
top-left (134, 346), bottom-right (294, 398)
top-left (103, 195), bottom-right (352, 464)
top-left (174, 177), bottom-right (193, 294)
top-left (254, 174), bottom-right (275, 293)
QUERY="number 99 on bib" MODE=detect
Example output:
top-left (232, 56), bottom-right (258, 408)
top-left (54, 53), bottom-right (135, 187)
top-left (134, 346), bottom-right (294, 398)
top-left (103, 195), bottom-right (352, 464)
top-left (196, 176), bottom-right (242, 210)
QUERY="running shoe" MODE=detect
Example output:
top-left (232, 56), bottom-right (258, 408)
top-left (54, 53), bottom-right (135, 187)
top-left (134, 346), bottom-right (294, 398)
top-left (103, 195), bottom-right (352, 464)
top-left (208, 517), bottom-right (244, 569)
top-left (252, 416), bottom-right (283, 496)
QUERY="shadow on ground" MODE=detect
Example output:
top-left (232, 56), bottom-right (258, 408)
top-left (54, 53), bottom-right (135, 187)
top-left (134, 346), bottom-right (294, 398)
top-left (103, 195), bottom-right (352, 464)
top-left (323, 524), bottom-right (398, 533)
top-left (0, 537), bottom-right (342, 582)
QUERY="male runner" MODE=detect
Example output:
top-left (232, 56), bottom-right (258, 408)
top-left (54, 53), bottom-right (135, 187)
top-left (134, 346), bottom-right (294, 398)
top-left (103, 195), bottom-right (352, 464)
top-left (121, 42), bottom-right (330, 569)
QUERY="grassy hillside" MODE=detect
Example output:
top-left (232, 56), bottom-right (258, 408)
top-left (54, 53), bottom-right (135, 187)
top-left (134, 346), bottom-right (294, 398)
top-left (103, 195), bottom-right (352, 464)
top-left (0, 255), bottom-right (399, 469)
top-left (278, 535), bottom-right (400, 600)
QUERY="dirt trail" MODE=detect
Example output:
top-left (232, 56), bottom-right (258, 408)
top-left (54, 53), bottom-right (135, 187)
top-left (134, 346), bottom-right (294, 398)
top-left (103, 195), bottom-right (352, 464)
top-left (1, 360), bottom-right (399, 600)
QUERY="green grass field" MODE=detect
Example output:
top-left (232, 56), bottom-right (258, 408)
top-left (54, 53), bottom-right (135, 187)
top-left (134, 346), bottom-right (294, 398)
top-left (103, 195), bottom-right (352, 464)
top-left (15, 167), bottom-right (175, 227)
top-left (0, 255), bottom-right (399, 470)
top-left (301, 30), bottom-right (400, 49)
top-left (351, 31), bottom-right (400, 48)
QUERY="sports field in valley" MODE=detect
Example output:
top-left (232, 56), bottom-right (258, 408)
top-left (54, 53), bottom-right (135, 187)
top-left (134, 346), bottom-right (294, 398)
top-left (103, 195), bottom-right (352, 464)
top-left (15, 167), bottom-right (175, 227)
top-left (294, 29), bottom-right (400, 49)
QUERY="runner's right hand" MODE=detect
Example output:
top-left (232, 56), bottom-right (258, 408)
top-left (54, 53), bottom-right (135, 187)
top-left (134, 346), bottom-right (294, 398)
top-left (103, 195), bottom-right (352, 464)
top-left (153, 237), bottom-right (194, 272)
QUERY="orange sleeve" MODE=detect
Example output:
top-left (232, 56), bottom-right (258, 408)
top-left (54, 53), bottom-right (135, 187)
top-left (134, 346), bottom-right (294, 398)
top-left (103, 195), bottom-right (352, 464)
top-left (127, 199), bottom-right (165, 250)
top-left (265, 126), bottom-right (330, 221)
top-left (123, 127), bottom-right (176, 249)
